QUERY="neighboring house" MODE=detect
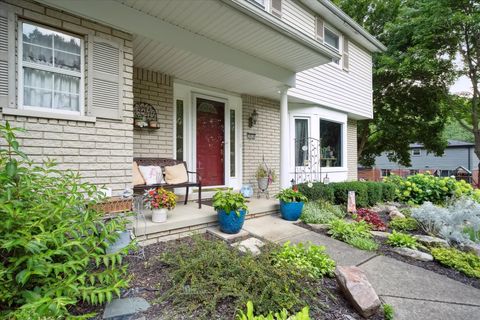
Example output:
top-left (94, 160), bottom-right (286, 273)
top-left (359, 140), bottom-right (479, 184)
top-left (0, 0), bottom-right (384, 197)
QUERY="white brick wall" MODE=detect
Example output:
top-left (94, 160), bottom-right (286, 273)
top-left (347, 119), bottom-right (358, 181)
top-left (0, 0), bottom-right (134, 195)
top-left (242, 95), bottom-right (281, 195)
top-left (133, 68), bottom-right (174, 158)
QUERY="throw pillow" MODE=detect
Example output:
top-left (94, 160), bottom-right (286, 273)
top-left (132, 161), bottom-right (146, 185)
top-left (164, 163), bottom-right (188, 184)
top-left (138, 165), bottom-right (163, 185)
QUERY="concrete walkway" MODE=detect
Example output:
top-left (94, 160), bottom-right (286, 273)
top-left (242, 215), bottom-right (480, 320)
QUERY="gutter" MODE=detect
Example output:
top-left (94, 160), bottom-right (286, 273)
top-left (223, 0), bottom-right (341, 61)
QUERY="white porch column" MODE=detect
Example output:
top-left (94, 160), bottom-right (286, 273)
top-left (279, 86), bottom-right (290, 189)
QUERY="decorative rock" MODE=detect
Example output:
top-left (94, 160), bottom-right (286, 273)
top-left (392, 247), bottom-right (434, 262)
top-left (371, 231), bottom-right (391, 239)
top-left (103, 297), bottom-right (150, 319)
top-left (335, 266), bottom-right (381, 318)
top-left (232, 237), bottom-right (265, 256)
top-left (388, 209), bottom-right (405, 220)
top-left (308, 223), bottom-right (330, 232)
top-left (387, 205), bottom-right (398, 213)
top-left (461, 243), bottom-right (480, 257)
top-left (414, 235), bottom-right (449, 248)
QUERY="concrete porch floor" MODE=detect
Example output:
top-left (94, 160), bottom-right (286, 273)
top-left (131, 198), bottom-right (279, 243)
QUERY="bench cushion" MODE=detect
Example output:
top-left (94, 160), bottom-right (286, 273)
top-left (133, 162), bottom-right (146, 186)
top-left (138, 165), bottom-right (163, 185)
top-left (164, 163), bottom-right (188, 184)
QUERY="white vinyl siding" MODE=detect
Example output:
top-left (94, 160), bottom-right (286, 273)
top-left (281, 0), bottom-right (315, 37)
top-left (289, 41), bottom-right (373, 119)
top-left (87, 37), bottom-right (123, 119)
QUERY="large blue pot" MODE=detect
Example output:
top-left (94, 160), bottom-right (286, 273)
top-left (279, 201), bottom-right (304, 221)
top-left (218, 209), bottom-right (247, 234)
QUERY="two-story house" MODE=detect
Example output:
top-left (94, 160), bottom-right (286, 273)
top-left (0, 0), bottom-right (385, 197)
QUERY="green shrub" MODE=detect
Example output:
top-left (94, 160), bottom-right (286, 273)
top-left (384, 172), bottom-right (478, 205)
top-left (389, 217), bottom-right (419, 232)
top-left (158, 235), bottom-right (320, 317)
top-left (297, 183), bottom-right (334, 203)
top-left (328, 219), bottom-right (378, 251)
top-left (237, 301), bottom-right (310, 320)
top-left (275, 242), bottom-right (335, 278)
top-left (330, 182), bottom-right (369, 208)
top-left (431, 247), bottom-right (480, 278)
top-left (382, 183), bottom-right (397, 202)
top-left (383, 304), bottom-right (394, 320)
top-left (0, 122), bottom-right (132, 319)
top-left (300, 200), bottom-right (345, 224)
top-left (364, 181), bottom-right (383, 206)
top-left (387, 231), bottom-right (418, 249)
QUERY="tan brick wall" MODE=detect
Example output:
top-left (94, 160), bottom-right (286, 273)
top-left (0, 0), bottom-right (134, 196)
top-left (132, 68), bottom-right (174, 158)
top-left (347, 119), bottom-right (358, 181)
top-left (242, 95), bottom-right (280, 195)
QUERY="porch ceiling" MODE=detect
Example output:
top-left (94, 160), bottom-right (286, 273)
top-left (37, 0), bottom-right (335, 89)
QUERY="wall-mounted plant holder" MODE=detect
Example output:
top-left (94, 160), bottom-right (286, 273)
top-left (247, 132), bottom-right (256, 140)
top-left (133, 102), bottom-right (159, 129)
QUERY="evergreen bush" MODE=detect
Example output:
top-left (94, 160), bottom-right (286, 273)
top-left (0, 122), bottom-right (133, 319)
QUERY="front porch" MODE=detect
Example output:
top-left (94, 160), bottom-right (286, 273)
top-left (132, 197), bottom-right (279, 245)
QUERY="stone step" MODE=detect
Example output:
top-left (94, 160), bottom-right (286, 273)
top-left (232, 237), bottom-right (265, 256)
top-left (103, 297), bottom-right (150, 320)
top-left (206, 227), bottom-right (250, 242)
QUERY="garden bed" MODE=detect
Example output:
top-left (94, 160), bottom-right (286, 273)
top-left (77, 235), bottom-right (385, 319)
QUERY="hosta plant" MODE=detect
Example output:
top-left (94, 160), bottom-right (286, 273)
top-left (0, 122), bottom-right (133, 319)
top-left (355, 208), bottom-right (387, 231)
top-left (387, 231), bottom-right (418, 249)
top-left (274, 242), bottom-right (335, 278)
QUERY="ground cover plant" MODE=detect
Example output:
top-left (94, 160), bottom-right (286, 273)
top-left (236, 301), bottom-right (310, 320)
top-left (156, 235), bottom-right (322, 318)
top-left (383, 304), bottom-right (394, 320)
top-left (387, 231), bottom-right (418, 249)
top-left (389, 217), bottom-right (418, 232)
top-left (275, 242), bottom-right (335, 278)
top-left (431, 247), bottom-right (480, 279)
top-left (0, 122), bottom-right (132, 319)
top-left (355, 208), bottom-right (387, 231)
top-left (328, 219), bottom-right (378, 251)
top-left (300, 200), bottom-right (345, 224)
top-left (384, 173), bottom-right (480, 205)
top-left (412, 198), bottom-right (480, 245)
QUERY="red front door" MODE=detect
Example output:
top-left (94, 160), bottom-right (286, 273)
top-left (196, 98), bottom-right (225, 186)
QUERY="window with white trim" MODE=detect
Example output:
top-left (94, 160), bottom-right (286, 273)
top-left (412, 148), bottom-right (422, 156)
top-left (381, 169), bottom-right (391, 177)
top-left (324, 26), bottom-right (341, 65)
top-left (19, 21), bottom-right (83, 114)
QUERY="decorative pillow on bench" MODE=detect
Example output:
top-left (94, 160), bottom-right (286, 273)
top-left (164, 163), bottom-right (188, 184)
top-left (138, 165), bottom-right (164, 185)
top-left (133, 162), bottom-right (146, 186)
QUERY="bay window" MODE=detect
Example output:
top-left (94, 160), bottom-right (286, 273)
top-left (320, 119), bottom-right (342, 167)
top-left (19, 21), bottom-right (83, 114)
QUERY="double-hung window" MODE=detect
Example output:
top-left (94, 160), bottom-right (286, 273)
top-left (19, 21), bottom-right (83, 114)
top-left (324, 26), bottom-right (341, 64)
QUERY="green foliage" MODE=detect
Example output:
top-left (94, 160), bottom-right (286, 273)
top-left (443, 119), bottom-right (474, 143)
top-left (212, 189), bottom-right (248, 216)
top-left (387, 231), bottom-right (418, 249)
top-left (384, 173), bottom-right (477, 205)
top-left (383, 304), bottom-right (394, 320)
top-left (236, 301), bottom-right (310, 320)
top-left (158, 235), bottom-right (321, 318)
top-left (431, 247), bottom-right (480, 279)
top-left (300, 200), bottom-right (345, 224)
top-left (0, 122), bottom-right (132, 319)
top-left (276, 188), bottom-right (308, 203)
top-left (274, 242), bottom-right (336, 278)
top-left (297, 181), bottom-right (394, 207)
top-left (328, 219), bottom-right (378, 251)
top-left (464, 226), bottom-right (480, 244)
top-left (389, 217), bottom-right (419, 232)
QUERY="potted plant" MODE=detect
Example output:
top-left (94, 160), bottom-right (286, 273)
top-left (212, 190), bottom-right (248, 234)
top-left (143, 187), bottom-right (176, 223)
top-left (255, 165), bottom-right (276, 192)
top-left (275, 187), bottom-right (308, 221)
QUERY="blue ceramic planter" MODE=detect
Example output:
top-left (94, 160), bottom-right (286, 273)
top-left (279, 201), bottom-right (304, 221)
top-left (218, 209), bottom-right (247, 234)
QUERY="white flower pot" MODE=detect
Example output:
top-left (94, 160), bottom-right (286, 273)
top-left (151, 208), bottom-right (167, 223)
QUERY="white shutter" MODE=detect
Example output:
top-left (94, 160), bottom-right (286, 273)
top-left (0, 7), bottom-right (15, 108)
top-left (343, 37), bottom-right (349, 71)
top-left (315, 16), bottom-right (324, 42)
top-left (87, 36), bottom-right (123, 119)
top-left (271, 0), bottom-right (282, 18)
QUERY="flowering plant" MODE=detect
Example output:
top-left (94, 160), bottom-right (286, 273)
top-left (143, 188), bottom-right (177, 210)
top-left (276, 187), bottom-right (308, 203)
top-left (355, 208), bottom-right (387, 231)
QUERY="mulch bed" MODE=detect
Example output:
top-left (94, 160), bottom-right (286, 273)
top-left (76, 235), bottom-right (385, 319)
top-left (296, 221), bottom-right (480, 290)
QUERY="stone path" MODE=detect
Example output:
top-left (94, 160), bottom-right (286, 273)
top-left (242, 215), bottom-right (480, 320)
